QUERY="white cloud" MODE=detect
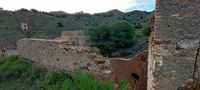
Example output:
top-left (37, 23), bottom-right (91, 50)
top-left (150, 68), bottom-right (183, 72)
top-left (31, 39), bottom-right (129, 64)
top-left (124, 0), bottom-right (155, 12)
top-left (0, 0), bottom-right (155, 13)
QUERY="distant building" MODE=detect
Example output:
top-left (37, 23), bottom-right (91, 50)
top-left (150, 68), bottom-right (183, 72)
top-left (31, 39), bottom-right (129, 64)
top-left (0, 7), bottom-right (3, 10)
top-left (21, 23), bottom-right (28, 31)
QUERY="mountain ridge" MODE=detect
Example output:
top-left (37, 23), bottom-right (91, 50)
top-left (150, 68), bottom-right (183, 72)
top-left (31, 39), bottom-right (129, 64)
top-left (0, 9), bottom-right (153, 49)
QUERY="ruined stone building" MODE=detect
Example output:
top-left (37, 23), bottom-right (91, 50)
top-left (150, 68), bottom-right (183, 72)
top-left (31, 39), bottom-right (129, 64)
top-left (17, 30), bottom-right (148, 90)
top-left (21, 23), bottom-right (28, 31)
top-left (55, 30), bottom-right (86, 46)
top-left (16, 0), bottom-right (200, 89)
top-left (147, 0), bottom-right (200, 89)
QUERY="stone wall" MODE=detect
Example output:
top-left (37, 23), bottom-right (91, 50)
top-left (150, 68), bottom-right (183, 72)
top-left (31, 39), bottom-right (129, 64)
top-left (17, 38), bottom-right (112, 76)
top-left (17, 30), bottom-right (148, 90)
top-left (147, 0), bottom-right (200, 90)
top-left (57, 30), bottom-right (86, 46)
top-left (111, 50), bottom-right (148, 90)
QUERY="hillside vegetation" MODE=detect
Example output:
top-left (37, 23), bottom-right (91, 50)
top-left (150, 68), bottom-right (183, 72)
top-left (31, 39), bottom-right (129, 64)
top-left (0, 55), bottom-right (131, 90)
top-left (0, 9), bottom-right (153, 49)
top-left (87, 21), bottom-right (138, 56)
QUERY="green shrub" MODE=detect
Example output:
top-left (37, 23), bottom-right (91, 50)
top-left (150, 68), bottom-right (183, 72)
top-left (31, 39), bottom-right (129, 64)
top-left (0, 55), bottom-right (47, 90)
top-left (0, 55), bottom-right (45, 75)
top-left (100, 81), bottom-right (114, 90)
top-left (0, 55), bottom-right (30, 72)
top-left (61, 80), bottom-right (73, 90)
top-left (57, 22), bottom-right (63, 27)
top-left (136, 34), bottom-right (141, 38)
top-left (74, 72), bottom-right (100, 90)
top-left (117, 78), bottom-right (131, 90)
top-left (43, 71), bottom-right (69, 85)
top-left (46, 82), bottom-right (60, 90)
top-left (0, 56), bottom-right (131, 90)
top-left (134, 23), bottom-right (142, 29)
top-left (142, 26), bottom-right (151, 36)
top-left (87, 21), bottom-right (137, 56)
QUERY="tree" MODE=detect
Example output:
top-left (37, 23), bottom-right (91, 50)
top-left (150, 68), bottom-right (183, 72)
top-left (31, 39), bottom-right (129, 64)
top-left (110, 21), bottom-right (136, 48)
top-left (142, 26), bottom-right (151, 36)
top-left (57, 22), bottom-right (63, 27)
top-left (87, 21), bottom-right (137, 56)
top-left (134, 23), bottom-right (142, 29)
top-left (30, 9), bottom-right (39, 13)
top-left (16, 8), bottom-right (30, 12)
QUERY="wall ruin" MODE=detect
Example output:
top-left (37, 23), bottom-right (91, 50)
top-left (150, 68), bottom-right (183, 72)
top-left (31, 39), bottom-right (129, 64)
top-left (55, 30), bottom-right (86, 46)
top-left (21, 23), bottom-right (28, 31)
top-left (147, 0), bottom-right (200, 90)
top-left (17, 31), bottom-right (112, 78)
top-left (111, 50), bottom-right (148, 90)
top-left (16, 38), bottom-right (117, 84)
top-left (17, 30), bottom-right (148, 90)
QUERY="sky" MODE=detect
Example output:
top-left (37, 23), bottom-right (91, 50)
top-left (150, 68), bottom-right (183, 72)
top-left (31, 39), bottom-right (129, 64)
top-left (0, 0), bottom-right (155, 14)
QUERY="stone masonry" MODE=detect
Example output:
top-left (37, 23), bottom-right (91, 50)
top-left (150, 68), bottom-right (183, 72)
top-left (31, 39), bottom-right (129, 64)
top-left (17, 39), bottom-right (110, 74)
top-left (17, 30), bottom-right (148, 90)
top-left (17, 30), bottom-right (112, 78)
top-left (21, 23), bottom-right (28, 31)
top-left (55, 30), bottom-right (86, 46)
top-left (147, 0), bottom-right (200, 90)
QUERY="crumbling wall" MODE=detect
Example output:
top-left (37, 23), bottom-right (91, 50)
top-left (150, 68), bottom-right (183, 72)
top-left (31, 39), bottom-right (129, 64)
top-left (147, 0), bottom-right (200, 90)
top-left (56, 30), bottom-right (86, 46)
top-left (17, 30), bottom-right (148, 89)
top-left (111, 50), bottom-right (148, 90)
top-left (17, 38), bottom-right (112, 76)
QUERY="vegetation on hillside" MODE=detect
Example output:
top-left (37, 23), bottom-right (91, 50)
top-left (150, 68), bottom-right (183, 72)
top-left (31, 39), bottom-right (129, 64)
top-left (87, 21), bottom-right (137, 56)
top-left (0, 8), bottom-right (152, 49)
top-left (57, 22), bottom-right (64, 27)
top-left (0, 55), bottom-right (131, 90)
top-left (134, 23), bottom-right (142, 29)
top-left (142, 26), bottom-right (151, 36)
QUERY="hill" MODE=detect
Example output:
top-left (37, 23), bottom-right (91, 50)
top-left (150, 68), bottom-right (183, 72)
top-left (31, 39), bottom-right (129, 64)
top-left (0, 9), bottom-right (153, 49)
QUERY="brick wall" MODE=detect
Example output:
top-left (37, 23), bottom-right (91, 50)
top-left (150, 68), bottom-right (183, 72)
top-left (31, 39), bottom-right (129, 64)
top-left (111, 51), bottom-right (148, 90)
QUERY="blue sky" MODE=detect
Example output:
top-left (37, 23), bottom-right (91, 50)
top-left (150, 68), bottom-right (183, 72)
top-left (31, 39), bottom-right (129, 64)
top-left (124, 0), bottom-right (155, 12)
top-left (124, 1), bottom-right (155, 12)
top-left (0, 0), bottom-right (155, 14)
